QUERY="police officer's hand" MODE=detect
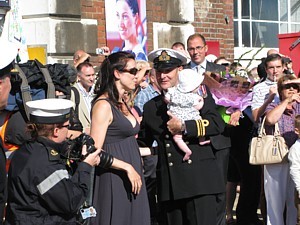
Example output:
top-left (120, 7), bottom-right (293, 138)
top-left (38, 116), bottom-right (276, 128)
top-left (167, 111), bottom-right (182, 135)
top-left (124, 164), bottom-right (142, 195)
top-left (83, 147), bottom-right (101, 167)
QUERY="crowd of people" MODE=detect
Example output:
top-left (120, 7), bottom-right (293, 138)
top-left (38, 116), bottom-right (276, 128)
top-left (0, 30), bottom-right (299, 225)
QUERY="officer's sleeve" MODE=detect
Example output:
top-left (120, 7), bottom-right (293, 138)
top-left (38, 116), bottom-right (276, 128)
top-left (184, 85), bottom-right (226, 139)
top-left (137, 100), bottom-right (156, 153)
top-left (36, 162), bottom-right (92, 214)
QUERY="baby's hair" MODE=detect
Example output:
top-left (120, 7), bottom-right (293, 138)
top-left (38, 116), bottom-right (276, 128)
top-left (295, 115), bottom-right (300, 130)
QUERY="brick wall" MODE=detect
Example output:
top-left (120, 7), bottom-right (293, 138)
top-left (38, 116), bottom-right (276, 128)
top-left (81, 0), bottom-right (234, 63)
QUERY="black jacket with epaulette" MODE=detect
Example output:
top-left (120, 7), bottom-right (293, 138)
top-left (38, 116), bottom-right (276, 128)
top-left (5, 137), bottom-right (92, 225)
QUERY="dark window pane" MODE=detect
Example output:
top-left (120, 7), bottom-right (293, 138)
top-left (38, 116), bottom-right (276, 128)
top-left (252, 22), bottom-right (279, 47)
top-left (291, 0), bottom-right (300, 22)
top-left (251, 0), bottom-right (278, 21)
top-left (242, 0), bottom-right (250, 19)
top-left (234, 21), bottom-right (239, 46)
top-left (234, 0), bottom-right (238, 19)
top-left (242, 21), bottom-right (250, 47)
top-left (280, 0), bottom-right (288, 21)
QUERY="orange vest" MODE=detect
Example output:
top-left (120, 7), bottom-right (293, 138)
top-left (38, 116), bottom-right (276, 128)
top-left (0, 112), bottom-right (19, 172)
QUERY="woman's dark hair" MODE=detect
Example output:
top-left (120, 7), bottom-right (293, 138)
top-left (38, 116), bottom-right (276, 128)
top-left (117, 0), bottom-right (139, 15)
top-left (277, 74), bottom-right (298, 100)
top-left (27, 123), bottom-right (65, 140)
top-left (93, 51), bottom-right (135, 108)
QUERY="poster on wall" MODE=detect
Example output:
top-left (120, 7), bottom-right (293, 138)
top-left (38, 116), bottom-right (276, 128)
top-left (104, 0), bottom-right (148, 61)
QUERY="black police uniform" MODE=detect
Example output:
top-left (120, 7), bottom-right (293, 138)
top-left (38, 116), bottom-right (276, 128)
top-left (5, 137), bottom-right (92, 225)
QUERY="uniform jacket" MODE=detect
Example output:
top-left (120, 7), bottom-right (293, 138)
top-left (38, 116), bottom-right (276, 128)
top-left (5, 137), bottom-right (92, 225)
top-left (138, 87), bottom-right (230, 202)
top-left (70, 83), bottom-right (91, 131)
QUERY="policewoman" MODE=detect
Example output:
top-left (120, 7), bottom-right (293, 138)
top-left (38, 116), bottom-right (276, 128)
top-left (138, 48), bottom-right (230, 225)
top-left (5, 98), bottom-right (101, 225)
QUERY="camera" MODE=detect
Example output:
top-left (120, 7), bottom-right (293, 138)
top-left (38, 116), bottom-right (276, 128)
top-left (65, 133), bottom-right (96, 161)
top-left (65, 133), bottom-right (114, 169)
top-left (96, 48), bottom-right (104, 55)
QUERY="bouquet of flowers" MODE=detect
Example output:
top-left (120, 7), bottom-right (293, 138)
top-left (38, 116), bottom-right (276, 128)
top-left (203, 70), bottom-right (254, 123)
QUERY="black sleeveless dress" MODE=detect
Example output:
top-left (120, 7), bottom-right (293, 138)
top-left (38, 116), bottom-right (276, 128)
top-left (90, 99), bottom-right (150, 225)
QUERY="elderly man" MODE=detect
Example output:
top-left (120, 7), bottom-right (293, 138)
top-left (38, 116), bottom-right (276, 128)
top-left (138, 48), bottom-right (230, 225)
top-left (0, 39), bottom-right (18, 224)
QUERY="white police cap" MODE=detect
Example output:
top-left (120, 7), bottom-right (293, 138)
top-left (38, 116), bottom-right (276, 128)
top-left (177, 69), bottom-right (204, 93)
top-left (0, 38), bottom-right (18, 71)
top-left (148, 48), bottom-right (188, 71)
top-left (26, 98), bottom-right (75, 124)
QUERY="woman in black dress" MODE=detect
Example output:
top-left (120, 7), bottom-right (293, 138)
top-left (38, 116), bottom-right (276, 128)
top-left (90, 52), bottom-right (150, 225)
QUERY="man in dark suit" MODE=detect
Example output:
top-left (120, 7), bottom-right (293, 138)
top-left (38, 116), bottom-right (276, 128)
top-left (186, 34), bottom-right (262, 225)
top-left (186, 33), bottom-right (228, 224)
top-left (186, 33), bottom-right (225, 74)
top-left (138, 48), bottom-right (230, 225)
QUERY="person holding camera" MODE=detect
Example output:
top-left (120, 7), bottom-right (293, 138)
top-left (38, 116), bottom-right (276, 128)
top-left (5, 98), bottom-right (101, 225)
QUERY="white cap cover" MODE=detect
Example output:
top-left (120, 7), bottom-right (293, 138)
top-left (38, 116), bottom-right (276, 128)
top-left (0, 38), bottom-right (18, 70)
top-left (26, 98), bottom-right (75, 124)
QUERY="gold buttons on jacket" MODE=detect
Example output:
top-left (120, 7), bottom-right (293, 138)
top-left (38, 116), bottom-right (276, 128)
top-left (165, 134), bottom-right (170, 139)
top-left (166, 143), bottom-right (170, 148)
top-left (185, 141), bottom-right (189, 145)
top-left (167, 153), bottom-right (172, 157)
top-left (187, 159), bottom-right (192, 164)
top-left (169, 162), bottom-right (173, 167)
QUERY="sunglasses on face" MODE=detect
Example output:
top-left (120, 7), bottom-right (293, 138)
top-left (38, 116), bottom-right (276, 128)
top-left (119, 68), bottom-right (138, 75)
top-left (283, 83), bottom-right (299, 90)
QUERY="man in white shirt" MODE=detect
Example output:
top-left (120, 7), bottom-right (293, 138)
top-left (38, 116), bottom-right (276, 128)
top-left (251, 54), bottom-right (283, 123)
top-left (70, 62), bottom-right (95, 135)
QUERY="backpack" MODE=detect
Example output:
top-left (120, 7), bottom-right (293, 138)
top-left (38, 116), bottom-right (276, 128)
top-left (6, 59), bottom-right (56, 121)
top-left (3, 60), bottom-right (79, 150)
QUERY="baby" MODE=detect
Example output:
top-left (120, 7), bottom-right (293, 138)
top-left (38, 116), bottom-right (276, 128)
top-left (165, 69), bottom-right (209, 161)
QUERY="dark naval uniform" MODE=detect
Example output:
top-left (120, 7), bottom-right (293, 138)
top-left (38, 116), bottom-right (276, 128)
top-left (138, 87), bottom-right (230, 225)
top-left (5, 137), bottom-right (92, 225)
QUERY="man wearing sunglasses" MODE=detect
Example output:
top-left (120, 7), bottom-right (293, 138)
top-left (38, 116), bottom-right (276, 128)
top-left (0, 39), bottom-right (18, 224)
top-left (138, 48), bottom-right (230, 225)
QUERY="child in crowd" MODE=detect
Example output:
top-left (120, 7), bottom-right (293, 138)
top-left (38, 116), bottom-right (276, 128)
top-left (288, 114), bottom-right (300, 224)
top-left (164, 69), bottom-right (209, 161)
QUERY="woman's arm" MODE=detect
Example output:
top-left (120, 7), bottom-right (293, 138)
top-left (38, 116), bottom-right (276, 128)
top-left (265, 92), bottom-right (300, 125)
top-left (265, 99), bottom-right (289, 125)
top-left (90, 100), bottom-right (142, 194)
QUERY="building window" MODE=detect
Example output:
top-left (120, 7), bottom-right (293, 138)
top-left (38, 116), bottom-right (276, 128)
top-left (234, 0), bottom-right (300, 48)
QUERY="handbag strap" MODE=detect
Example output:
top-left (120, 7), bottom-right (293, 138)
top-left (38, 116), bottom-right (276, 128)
top-left (259, 116), bottom-right (281, 137)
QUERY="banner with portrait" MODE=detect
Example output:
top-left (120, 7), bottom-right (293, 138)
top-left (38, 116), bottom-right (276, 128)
top-left (104, 0), bottom-right (148, 61)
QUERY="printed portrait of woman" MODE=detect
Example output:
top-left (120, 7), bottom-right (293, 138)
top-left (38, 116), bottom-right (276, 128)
top-left (105, 0), bottom-right (148, 61)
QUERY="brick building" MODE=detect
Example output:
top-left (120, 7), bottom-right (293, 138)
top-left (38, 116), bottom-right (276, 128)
top-left (1, 0), bottom-right (299, 69)
top-left (82, 0), bottom-right (235, 65)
